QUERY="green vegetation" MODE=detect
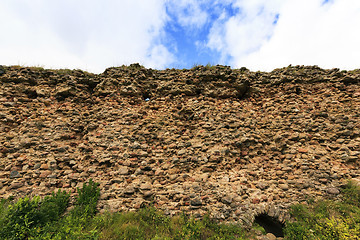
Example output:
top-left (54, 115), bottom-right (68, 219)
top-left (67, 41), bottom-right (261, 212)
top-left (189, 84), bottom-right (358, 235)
top-left (71, 179), bottom-right (100, 218)
top-left (284, 181), bottom-right (360, 239)
top-left (98, 208), bottom-right (246, 240)
top-left (0, 179), bottom-right (246, 240)
top-left (0, 180), bottom-right (99, 240)
top-left (191, 63), bottom-right (217, 70)
top-left (1, 180), bottom-right (359, 239)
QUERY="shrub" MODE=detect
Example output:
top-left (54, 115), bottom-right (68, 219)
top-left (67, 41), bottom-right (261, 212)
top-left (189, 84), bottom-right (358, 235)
top-left (0, 198), bottom-right (10, 227)
top-left (0, 180), bottom-right (101, 240)
top-left (0, 196), bottom-right (41, 240)
top-left (71, 179), bottom-right (100, 218)
top-left (0, 190), bottom-right (70, 240)
top-left (38, 189), bottom-right (70, 223)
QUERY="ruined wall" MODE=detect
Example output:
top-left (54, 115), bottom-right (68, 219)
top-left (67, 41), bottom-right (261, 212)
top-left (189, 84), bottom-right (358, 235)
top-left (0, 64), bottom-right (359, 224)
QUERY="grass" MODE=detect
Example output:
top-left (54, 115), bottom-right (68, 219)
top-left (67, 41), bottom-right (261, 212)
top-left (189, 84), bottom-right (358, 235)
top-left (0, 179), bottom-right (246, 240)
top-left (0, 180), bottom-right (359, 239)
top-left (191, 63), bottom-right (218, 70)
top-left (284, 181), bottom-right (360, 239)
top-left (98, 208), bottom-right (246, 240)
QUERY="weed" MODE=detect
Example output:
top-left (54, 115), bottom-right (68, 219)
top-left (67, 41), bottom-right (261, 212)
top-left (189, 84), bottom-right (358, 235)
top-left (342, 181), bottom-right (360, 207)
top-left (284, 181), bottom-right (360, 239)
top-left (72, 179), bottom-right (100, 218)
top-left (191, 63), bottom-right (217, 70)
top-left (97, 208), bottom-right (245, 240)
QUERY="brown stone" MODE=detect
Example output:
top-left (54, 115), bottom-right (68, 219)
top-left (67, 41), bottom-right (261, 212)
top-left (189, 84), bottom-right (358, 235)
top-left (279, 184), bottom-right (289, 191)
top-left (7, 182), bottom-right (24, 190)
top-left (139, 182), bottom-right (152, 190)
top-left (39, 170), bottom-right (52, 178)
top-left (0, 65), bottom-right (359, 225)
top-left (298, 148), bottom-right (309, 153)
top-left (319, 178), bottom-right (328, 183)
top-left (40, 164), bottom-right (49, 170)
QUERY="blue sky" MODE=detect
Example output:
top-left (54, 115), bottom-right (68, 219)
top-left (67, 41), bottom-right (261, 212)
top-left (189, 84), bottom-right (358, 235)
top-left (0, 0), bottom-right (360, 73)
top-left (164, 2), bottom-right (238, 68)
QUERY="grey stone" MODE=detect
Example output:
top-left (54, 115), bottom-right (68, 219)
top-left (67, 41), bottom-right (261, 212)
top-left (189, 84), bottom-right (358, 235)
top-left (55, 87), bottom-right (75, 98)
top-left (124, 185), bottom-right (135, 194)
top-left (190, 197), bottom-right (202, 206)
top-left (222, 195), bottom-right (233, 205)
top-left (257, 182), bottom-right (268, 190)
top-left (10, 171), bottom-right (21, 179)
top-left (327, 187), bottom-right (340, 195)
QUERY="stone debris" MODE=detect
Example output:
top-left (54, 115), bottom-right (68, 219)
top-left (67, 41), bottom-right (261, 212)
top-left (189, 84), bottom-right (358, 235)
top-left (0, 64), bottom-right (359, 225)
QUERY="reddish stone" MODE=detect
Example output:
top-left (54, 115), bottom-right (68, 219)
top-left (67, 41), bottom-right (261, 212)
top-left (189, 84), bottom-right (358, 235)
top-left (0, 147), bottom-right (9, 153)
top-left (201, 195), bottom-right (209, 201)
top-left (298, 148), bottom-right (308, 153)
top-left (241, 151), bottom-right (248, 156)
top-left (252, 198), bottom-right (260, 204)
top-left (248, 171), bottom-right (257, 176)
top-left (40, 164), bottom-right (49, 170)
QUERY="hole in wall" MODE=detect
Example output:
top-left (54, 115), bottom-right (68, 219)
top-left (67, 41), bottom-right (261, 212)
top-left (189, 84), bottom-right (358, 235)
top-left (142, 91), bottom-right (151, 101)
top-left (254, 213), bottom-right (285, 237)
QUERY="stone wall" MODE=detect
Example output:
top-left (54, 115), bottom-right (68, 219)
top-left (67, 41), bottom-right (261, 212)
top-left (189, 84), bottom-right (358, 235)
top-left (0, 64), bottom-right (359, 225)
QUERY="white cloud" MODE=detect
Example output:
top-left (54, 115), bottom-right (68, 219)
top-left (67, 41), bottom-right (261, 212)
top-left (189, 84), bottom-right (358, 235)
top-left (0, 0), bottom-right (173, 73)
top-left (207, 0), bottom-right (360, 71)
top-left (144, 44), bottom-right (175, 68)
top-left (207, 0), bottom-right (283, 66)
top-left (240, 0), bottom-right (360, 71)
top-left (2, 0), bottom-right (359, 72)
top-left (166, 0), bottom-right (209, 28)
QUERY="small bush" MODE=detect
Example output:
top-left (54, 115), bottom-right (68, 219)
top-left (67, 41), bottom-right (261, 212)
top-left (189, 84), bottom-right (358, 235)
top-left (38, 189), bottom-right (70, 223)
top-left (72, 179), bottom-right (100, 218)
top-left (0, 180), bottom-right (101, 240)
top-left (0, 190), bottom-right (70, 240)
top-left (0, 196), bottom-right (41, 240)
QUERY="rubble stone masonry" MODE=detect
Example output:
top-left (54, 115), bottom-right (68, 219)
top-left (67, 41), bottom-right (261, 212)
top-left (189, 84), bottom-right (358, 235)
top-left (0, 64), bottom-right (359, 225)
